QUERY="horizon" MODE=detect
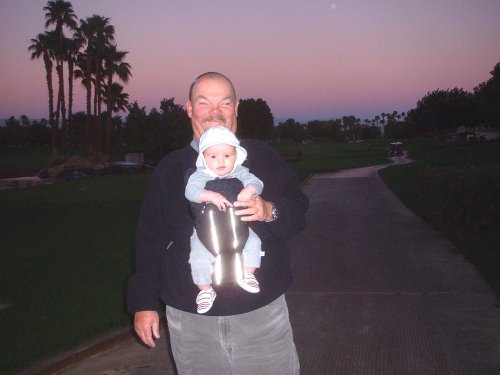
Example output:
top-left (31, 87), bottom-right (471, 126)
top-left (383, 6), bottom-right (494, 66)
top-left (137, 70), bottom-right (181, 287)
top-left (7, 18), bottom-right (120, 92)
top-left (1, 0), bottom-right (499, 122)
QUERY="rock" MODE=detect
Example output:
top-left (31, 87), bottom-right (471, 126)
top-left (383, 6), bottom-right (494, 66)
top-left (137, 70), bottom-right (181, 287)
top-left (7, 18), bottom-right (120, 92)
top-left (65, 156), bottom-right (92, 168)
top-left (48, 164), bottom-right (65, 177)
top-left (48, 156), bottom-right (93, 177)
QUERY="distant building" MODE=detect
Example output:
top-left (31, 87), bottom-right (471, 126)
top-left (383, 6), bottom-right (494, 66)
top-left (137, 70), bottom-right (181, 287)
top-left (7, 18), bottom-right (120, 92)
top-left (450, 126), bottom-right (500, 142)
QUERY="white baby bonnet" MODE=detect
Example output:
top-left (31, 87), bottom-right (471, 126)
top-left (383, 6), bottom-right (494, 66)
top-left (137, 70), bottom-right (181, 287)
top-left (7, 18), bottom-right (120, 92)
top-left (196, 126), bottom-right (247, 172)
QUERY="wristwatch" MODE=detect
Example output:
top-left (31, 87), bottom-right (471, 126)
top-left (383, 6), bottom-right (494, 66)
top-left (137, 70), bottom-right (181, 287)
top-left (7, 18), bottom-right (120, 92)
top-left (266, 203), bottom-right (278, 222)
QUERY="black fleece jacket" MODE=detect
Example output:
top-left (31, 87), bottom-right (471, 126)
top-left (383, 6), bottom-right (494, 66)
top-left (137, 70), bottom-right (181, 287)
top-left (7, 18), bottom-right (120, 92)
top-left (127, 139), bottom-right (308, 316)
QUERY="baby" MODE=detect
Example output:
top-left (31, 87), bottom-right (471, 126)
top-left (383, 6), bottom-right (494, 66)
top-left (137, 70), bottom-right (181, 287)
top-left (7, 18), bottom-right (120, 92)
top-left (185, 126), bottom-right (263, 314)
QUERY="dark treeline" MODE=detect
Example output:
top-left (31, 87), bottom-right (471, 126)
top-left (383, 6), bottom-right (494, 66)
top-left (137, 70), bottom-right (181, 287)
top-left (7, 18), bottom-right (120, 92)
top-left (275, 61), bottom-right (500, 143)
top-left (2, 0), bottom-right (499, 164)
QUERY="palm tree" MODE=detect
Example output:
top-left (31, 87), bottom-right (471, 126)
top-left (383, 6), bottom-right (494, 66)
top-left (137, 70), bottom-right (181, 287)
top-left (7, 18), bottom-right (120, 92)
top-left (87, 15), bottom-right (115, 117)
top-left (106, 82), bottom-right (129, 112)
top-left (44, 0), bottom-right (78, 151)
top-left (76, 15), bottom-right (115, 153)
top-left (102, 82), bottom-right (129, 153)
top-left (75, 15), bottom-right (115, 153)
top-left (75, 18), bottom-right (94, 117)
top-left (74, 42), bottom-right (98, 153)
top-left (44, 1), bottom-right (78, 46)
top-left (76, 15), bottom-right (114, 116)
top-left (93, 16), bottom-right (115, 153)
top-left (391, 110), bottom-right (398, 125)
top-left (102, 45), bottom-right (131, 153)
top-left (29, 32), bottom-right (57, 155)
top-left (380, 112), bottom-right (387, 124)
top-left (65, 34), bottom-right (83, 127)
top-left (73, 51), bottom-right (94, 150)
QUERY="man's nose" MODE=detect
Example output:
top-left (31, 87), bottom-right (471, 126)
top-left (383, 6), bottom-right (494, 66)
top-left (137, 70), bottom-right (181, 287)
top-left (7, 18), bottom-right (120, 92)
top-left (209, 105), bottom-right (221, 115)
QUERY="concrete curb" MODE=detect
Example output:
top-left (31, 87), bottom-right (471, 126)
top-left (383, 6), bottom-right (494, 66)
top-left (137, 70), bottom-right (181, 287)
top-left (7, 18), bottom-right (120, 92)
top-left (17, 326), bottom-right (136, 375)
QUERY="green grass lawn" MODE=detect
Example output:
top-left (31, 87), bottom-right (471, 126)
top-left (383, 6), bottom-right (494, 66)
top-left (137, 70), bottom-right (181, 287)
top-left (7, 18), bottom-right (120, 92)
top-left (0, 174), bottom-right (150, 373)
top-left (272, 139), bottom-right (391, 180)
top-left (1, 138), bottom-right (498, 374)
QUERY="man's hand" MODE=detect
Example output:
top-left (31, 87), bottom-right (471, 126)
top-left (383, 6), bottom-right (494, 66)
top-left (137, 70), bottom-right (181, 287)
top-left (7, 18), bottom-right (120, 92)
top-left (233, 195), bottom-right (273, 222)
top-left (134, 310), bottom-right (160, 348)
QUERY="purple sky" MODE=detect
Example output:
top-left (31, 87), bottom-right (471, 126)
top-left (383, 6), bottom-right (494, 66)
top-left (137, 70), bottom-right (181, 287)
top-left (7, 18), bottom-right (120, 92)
top-left (1, 0), bottom-right (499, 122)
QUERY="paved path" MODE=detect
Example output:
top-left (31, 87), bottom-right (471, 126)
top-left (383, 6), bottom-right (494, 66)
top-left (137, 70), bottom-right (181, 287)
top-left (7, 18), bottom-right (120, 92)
top-left (288, 166), bottom-right (499, 374)
top-left (26, 159), bottom-right (500, 374)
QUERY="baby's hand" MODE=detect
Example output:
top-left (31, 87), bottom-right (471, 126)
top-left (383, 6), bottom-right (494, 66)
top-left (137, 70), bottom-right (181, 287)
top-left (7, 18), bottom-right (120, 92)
top-left (237, 187), bottom-right (256, 202)
top-left (210, 192), bottom-right (232, 211)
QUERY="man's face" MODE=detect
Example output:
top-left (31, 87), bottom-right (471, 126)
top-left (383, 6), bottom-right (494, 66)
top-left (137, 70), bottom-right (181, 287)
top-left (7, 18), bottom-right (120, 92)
top-left (186, 77), bottom-right (239, 140)
top-left (203, 144), bottom-right (237, 176)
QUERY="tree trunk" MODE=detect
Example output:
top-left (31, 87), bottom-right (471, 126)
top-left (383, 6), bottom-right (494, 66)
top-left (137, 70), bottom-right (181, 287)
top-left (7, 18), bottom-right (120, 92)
top-left (67, 58), bottom-right (74, 125)
top-left (85, 51), bottom-right (93, 152)
top-left (56, 59), bottom-right (68, 154)
top-left (67, 57), bottom-right (74, 153)
top-left (55, 67), bottom-right (61, 141)
top-left (94, 55), bottom-right (102, 153)
top-left (104, 74), bottom-right (113, 155)
top-left (43, 53), bottom-right (57, 156)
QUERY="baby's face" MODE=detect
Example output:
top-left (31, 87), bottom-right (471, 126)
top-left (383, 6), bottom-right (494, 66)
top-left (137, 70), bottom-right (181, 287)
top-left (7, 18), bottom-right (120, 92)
top-left (203, 143), bottom-right (237, 176)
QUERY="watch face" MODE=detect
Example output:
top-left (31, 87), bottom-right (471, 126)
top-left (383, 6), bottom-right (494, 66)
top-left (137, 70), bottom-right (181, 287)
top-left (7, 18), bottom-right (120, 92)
top-left (272, 206), bottom-right (278, 220)
top-left (266, 204), bottom-right (278, 222)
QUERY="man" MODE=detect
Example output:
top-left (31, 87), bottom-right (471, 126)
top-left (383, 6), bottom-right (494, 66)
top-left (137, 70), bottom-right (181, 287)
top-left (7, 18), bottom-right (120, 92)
top-left (127, 72), bottom-right (308, 374)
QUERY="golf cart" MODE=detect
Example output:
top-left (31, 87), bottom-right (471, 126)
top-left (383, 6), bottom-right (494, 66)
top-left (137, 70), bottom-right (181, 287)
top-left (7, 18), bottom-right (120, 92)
top-left (388, 141), bottom-right (403, 156)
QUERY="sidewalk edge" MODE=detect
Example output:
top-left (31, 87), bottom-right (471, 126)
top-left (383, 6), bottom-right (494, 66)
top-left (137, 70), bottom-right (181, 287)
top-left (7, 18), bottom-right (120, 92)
top-left (17, 326), bottom-right (136, 375)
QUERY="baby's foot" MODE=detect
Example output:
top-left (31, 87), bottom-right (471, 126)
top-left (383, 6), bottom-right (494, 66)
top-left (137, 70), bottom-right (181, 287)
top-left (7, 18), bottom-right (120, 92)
top-left (238, 273), bottom-right (260, 293)
top-left (196, 287), bottom-right (216, 314)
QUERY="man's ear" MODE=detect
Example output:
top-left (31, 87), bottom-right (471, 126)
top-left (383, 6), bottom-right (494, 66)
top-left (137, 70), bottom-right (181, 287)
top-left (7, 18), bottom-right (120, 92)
top-left (186, 100), bottom-right (193, 118)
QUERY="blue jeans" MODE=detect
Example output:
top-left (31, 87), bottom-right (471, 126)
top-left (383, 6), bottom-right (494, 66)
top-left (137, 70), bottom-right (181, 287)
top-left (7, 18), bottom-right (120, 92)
top-left (166, 295), bottom-right (300, 375)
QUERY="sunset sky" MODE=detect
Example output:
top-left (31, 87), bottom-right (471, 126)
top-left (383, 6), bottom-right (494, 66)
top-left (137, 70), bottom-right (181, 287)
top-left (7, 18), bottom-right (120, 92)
top-left (1, 0), bottom-right (499, 123)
